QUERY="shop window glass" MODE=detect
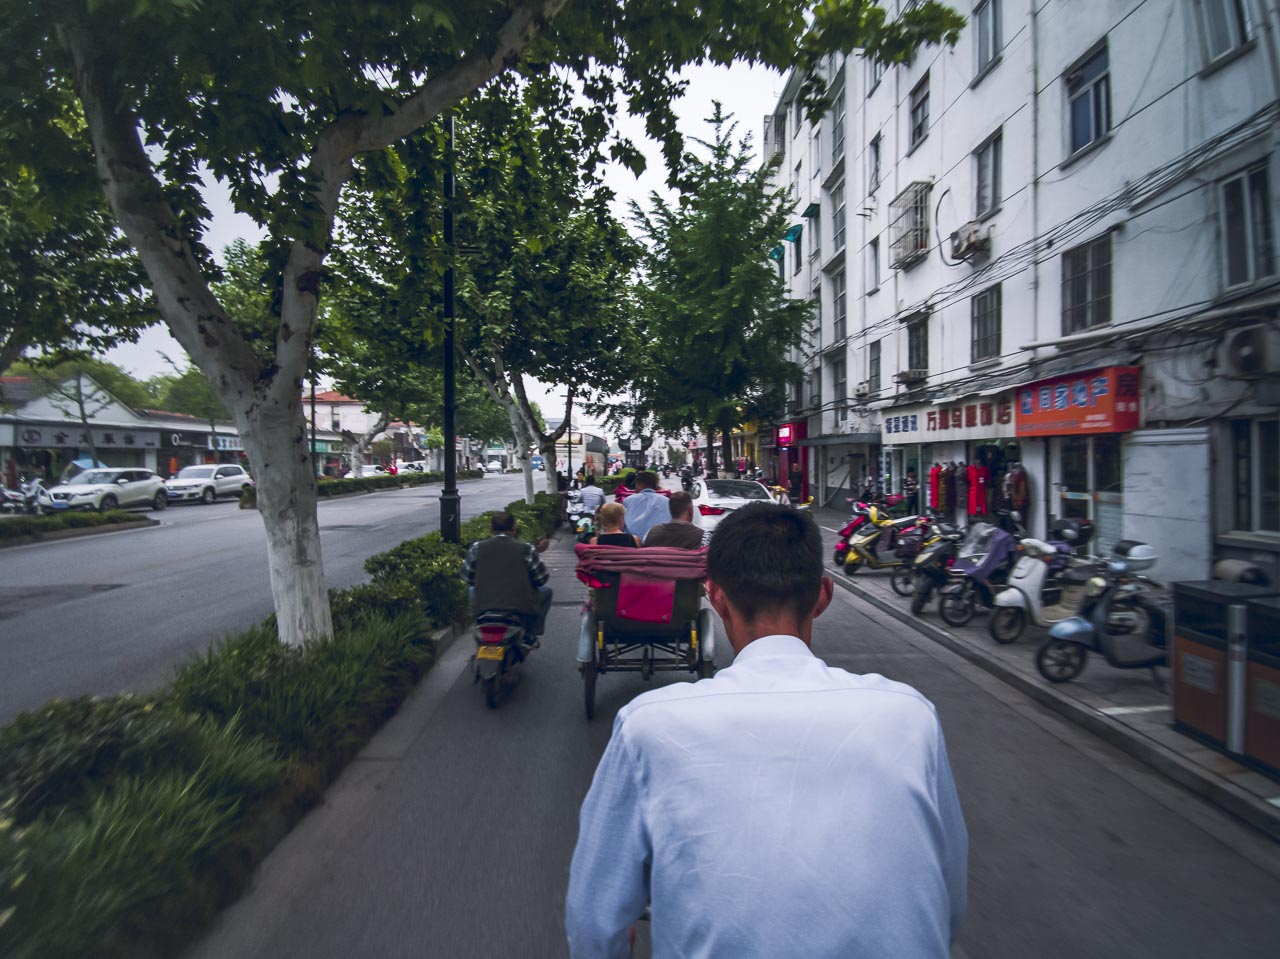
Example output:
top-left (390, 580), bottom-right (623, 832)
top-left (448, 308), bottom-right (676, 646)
top-left (1093, 434), bottom-right (1122, 493)
top-left (1261, 419), bottom-right (1280, 531)
top-left (1062, 436), bottom-right (1089, 493)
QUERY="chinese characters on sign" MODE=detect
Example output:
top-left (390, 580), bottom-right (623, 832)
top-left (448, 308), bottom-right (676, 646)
top-left (776, 424), bottom-right (795, 445)
top-left (1015, 366), bottom-right (1140, 436)
top-left (880, 399), bottom-right (1013, 437)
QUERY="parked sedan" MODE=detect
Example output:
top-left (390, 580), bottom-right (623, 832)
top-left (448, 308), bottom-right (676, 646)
top-left (47, 468), bottom-right (168, 512)
top-left (689, 478), bottom-right (772, 531)
top-left (165, 464), bottom-right (255, 504)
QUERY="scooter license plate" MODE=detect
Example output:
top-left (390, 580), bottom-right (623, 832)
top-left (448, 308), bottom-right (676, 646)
top-left (476, 645), bottom-right (506, 661)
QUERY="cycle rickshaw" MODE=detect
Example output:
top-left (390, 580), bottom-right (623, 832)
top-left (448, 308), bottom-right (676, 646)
top-left (574, 544), bottom-right (714, 720)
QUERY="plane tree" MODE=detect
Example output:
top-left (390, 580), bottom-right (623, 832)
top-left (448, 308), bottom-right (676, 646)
top-left (7, 0), bottom-right (962, 644)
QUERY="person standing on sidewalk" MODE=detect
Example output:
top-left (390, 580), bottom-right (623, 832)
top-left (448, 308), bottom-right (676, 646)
top-left (566, 503), bottom-right (967, 958)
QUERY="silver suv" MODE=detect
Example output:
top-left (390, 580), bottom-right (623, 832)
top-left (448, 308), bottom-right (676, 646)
top-left (165, 464), bottom-right (254, 504)
top-left (47, 468), bottom-right (168, 512)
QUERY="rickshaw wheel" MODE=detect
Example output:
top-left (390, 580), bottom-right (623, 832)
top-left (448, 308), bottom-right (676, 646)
top-left (583, 626), bottom-right (599, 721)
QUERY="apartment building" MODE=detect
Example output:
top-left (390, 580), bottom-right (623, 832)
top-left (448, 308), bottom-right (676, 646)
top-left (766, 0), bottom-right (1280, 583)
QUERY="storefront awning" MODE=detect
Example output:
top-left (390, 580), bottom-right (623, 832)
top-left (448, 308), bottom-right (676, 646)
top-left (798, 433), bottom-right (879, 446)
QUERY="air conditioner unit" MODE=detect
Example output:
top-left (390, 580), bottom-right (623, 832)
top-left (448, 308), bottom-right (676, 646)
top-left (854, 380), bottom-right (870, 398)
top-left (949, 221), bottom-right (990, 260)
top-left (896, 369), bottom-right (928, 384)
top-left (1223, 325), bottom-right (1280, 378)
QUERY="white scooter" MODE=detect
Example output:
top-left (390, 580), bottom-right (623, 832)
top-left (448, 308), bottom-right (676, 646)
top-left (988, 524), bottom-right (1098, 644)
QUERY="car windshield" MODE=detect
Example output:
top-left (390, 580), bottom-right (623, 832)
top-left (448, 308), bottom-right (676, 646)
top-left (177, 467), bottom-right (216, 479)
top-left (69, 470), bottom-right (119, 485)
top-left (706, 480), bottom-right (769, 500)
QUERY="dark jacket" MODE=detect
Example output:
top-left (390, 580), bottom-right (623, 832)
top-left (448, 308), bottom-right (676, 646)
top-left (644, 520), bottom-right (705, 549)
top-left (466, 535), bottom-right (543, 614)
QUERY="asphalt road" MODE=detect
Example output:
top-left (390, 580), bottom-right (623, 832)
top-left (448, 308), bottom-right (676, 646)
top-left (187, 510), bottom-right (1280, 959)
top-left (0, 474), bottom-right (532, 724)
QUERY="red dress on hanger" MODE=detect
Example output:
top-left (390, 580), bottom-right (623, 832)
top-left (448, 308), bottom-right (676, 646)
top-left (966, 463), bottom-right (990, 516)
top-left (928, 464), bottom-right (942, 510)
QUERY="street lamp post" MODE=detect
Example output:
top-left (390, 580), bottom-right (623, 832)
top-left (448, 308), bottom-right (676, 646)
top-left (439, 111), bottom-right (461, 543)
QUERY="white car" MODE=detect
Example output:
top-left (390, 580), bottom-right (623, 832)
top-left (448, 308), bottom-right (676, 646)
top-left (482, 460), bottom-right (504, 473)
top-left (165, 464), bottom-right (254, 504)
top-left (689, 478), bottom-right (772, 531)
top-left (47, 468), bottom-right (169, 512)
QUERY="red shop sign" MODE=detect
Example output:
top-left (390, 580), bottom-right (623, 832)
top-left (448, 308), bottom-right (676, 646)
top-left (777, 423), bottom-right (795, 446)
top-left (1015, 366), bottom-right (1141, 437)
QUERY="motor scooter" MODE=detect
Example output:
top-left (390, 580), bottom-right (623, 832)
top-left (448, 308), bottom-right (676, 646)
top-left (1035, 540), bottom-right (1169, 688)
top-left (937, 522), bottom-right (1021, 627)
top-left (909, 524), bottom-right (964, 615)
top-left (18, 476), bottom-right (64, 515)
top-left (472, 612), bottom-right (536, 709)
top-left (1, 485), bottom-right (23, 513)
top-left (832, 500), bottom-right (875, 567)
top-left (988, 519), bottom-right (1099, 644)
top-left (841, 507), bottom-right (929, 579)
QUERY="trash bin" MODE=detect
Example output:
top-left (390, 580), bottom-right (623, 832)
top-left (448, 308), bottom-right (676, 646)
top-left (1245, 597), bottom-right (1280, 774)
top-left (1172, 581), bottom-right (1278, 749)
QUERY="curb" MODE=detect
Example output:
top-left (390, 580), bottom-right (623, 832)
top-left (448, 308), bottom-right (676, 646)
top-left (0, 516), bottom-right (160, 549)
top-left (830, 568), bottom-right (1280, 843)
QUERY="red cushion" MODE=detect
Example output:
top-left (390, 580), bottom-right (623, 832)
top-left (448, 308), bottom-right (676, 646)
top-left (615, 574), bottom-right (676, 623)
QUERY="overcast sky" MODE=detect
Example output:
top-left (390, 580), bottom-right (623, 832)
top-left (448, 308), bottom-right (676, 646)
top-left (105, 60), bottom-right (786, 430)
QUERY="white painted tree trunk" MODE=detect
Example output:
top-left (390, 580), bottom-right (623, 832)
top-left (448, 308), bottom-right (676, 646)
top-left (237, 401), bottom-right (333, 645)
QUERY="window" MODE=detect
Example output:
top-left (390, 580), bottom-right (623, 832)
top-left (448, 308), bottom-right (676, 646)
top-left (807, 370), bottom-right (821, 408)
top-left (793, 234), bottom-right (802, 275)
top-left (869, 340), bottom-right (882, 393)
top-left (869, 135), bottom-right (881, 194)
top-left (975, 0), bottom-right (1001, 73)
top-left (1221, 162), bottom-right (1275, 289)
top-left (971, 284), bottom-right (1002, 362)
top-left (832, 180), bottom-right (847, 252)
top-left (888, 180), bottom-right (931, 269)
top-left (834, 357), bottom-right (848, 422)
top-left (907, 318), bottom-right (929, 372)
top-left (1199, 0), bottom-right (1252, 63)
top-left (1062, 234), bottom-right (1112, 334)
top-left (868, 236), bottom-right (881, 292)
top-left (909, 74), bottom-right (930, 150)
top-left (810, 129), bottom-right (822, 176)
top-left (792, 161), bottom-right (801, 198)
top-left (809, 210), bottom-right (822, 263)
top-left (867, 56), bottom-right (887, 93)
top-left (1067, 45), bottom-right (1110, 155)
top-left (1233, 417), bottom-right (1280, 532)
top-left (793, 97), bottom-right (803, 134)
top-left (833, 270), bottom-right (847, 341)
top-left (975, 130), bottom-right (1002, 217)
top-left (832, 89), bottom-right (846, 163)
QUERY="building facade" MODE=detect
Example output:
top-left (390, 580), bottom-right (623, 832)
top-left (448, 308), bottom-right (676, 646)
top-left (768, 0), bottom-right (1280, 583)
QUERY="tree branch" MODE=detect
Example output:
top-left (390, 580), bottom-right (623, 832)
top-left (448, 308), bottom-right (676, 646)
top-left (55, 21), bottom-right (261, 403)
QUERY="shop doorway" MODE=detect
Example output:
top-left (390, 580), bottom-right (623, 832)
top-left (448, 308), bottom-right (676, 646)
top-left (1056, 434), bottom-right (1123, 554)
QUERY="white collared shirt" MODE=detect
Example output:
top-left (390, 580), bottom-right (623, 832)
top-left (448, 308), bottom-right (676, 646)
top-left (566, 634), bottom-right (967, 959)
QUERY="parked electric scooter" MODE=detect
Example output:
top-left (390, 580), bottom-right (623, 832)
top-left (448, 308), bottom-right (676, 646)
top-left (887, 516), bottom-right (949, 596)
top-left (18, 476), bottom-right (63, 515)
top-left (909, 524), bottom-right (965, 615)
top-left (938, 521), bottom-right (1021, 627)
top-left (841, 507), bottom-right (929, 580)
top-left (1, 484), bottom-right (23, 513)
top-left (988, 518), bottom-right (1098, 644)
top-left (1035, 540), bottom-right (1169, 688)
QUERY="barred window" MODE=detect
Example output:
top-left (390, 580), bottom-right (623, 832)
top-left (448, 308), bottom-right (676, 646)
top-left (908, 318), bottom-right (929, 372)
top-left (888, 181), bottom-right (931, 269)
top-left (868, 339), bottom-right (882, 393)
top-left (1062, 235), bottom-right (1112, 334)
top-left (971, 285), bottom-right (1002, 362)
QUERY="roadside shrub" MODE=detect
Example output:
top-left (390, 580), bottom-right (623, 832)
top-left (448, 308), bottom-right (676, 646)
top-left (597, 468), bottom-right (636, 494)
top-left (0, 510), bottom-right (143, 540)
top-left (363, 531), bottom-right (468, 627)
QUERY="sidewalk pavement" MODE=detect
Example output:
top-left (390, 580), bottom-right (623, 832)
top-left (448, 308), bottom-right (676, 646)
top-left (809, 505), bottom-right (1280, 842)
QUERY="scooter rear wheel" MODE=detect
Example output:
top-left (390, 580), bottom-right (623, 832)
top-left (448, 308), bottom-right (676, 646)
top-left (891, 566), bottom-right (915, 597)
top-left (910, 580), bottom-right (932, 616)
top-left (989, 607), bottom-right (1026, 644)
top-left (1036, 638), bottom-right (1087, 683)
top-left (483, 675), bottom-right (501, 709)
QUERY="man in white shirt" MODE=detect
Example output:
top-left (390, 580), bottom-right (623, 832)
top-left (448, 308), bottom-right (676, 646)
top-left (566, 503), bottom-right (967, 958)
top-left (578, 474), bottom-right (606, 514)
top-left (622, 470), bottom-right (668, 542)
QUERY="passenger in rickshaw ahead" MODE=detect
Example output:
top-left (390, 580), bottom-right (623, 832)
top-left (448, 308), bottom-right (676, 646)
top-left (463, 511), bottom-right (552, 643)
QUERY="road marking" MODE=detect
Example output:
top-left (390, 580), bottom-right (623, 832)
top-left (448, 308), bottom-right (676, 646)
top-left (821, 526), bottom-right (841, 534)
top-left (1098, 704), bottom-right (1171, 716)
top-left (1269, 797), bottom-right (1280, 809)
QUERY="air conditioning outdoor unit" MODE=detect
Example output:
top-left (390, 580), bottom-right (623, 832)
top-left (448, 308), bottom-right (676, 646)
top-left (896, 369), bottom-right (928, 384)
top-left (1222, 324), bottom-right (1280, 378)
top-left (949, 220), bottom-right (990, 261)
top-left (853, 380), bottom-right (870, 398)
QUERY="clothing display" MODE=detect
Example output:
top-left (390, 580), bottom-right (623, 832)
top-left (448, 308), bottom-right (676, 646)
top-left (966, 463), bottom-right (990, 516)
top-left (929, 464), bottom-right (943, 511)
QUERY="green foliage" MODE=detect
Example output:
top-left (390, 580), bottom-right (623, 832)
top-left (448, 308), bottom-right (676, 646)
top-left (0, 509), bottom-right (145, 540)
top-left (6, 357), bottom-right (155, 411)
top-left (362, 531), bottom-right (469, 627)
top-left (597, 469), bottom-right (637, 494)
top-left (315, 468), bottom-right (481, 497)
top-left (155, 360), bottom-right (229, 423)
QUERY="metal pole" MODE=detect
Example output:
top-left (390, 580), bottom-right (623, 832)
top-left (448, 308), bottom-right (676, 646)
top-left (440, 111), bottom-right (461, 543)
top-left (310, 371), bottom-right (318, 478)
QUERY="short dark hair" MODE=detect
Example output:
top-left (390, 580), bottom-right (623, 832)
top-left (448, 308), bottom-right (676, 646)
top-left (584, 475), bottom-right (596, 487)
top-left (668, 490), bottom-right (693, 518)
top-left (634, 471), bottom-right (658, 490)
top-left (490, 511), bottom-right (516, 534)
top-left (707, 503), bottom-right (822, 623)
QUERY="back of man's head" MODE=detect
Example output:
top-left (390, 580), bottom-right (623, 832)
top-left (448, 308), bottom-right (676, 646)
top-left (584, 475), bottom-right (596, 487)
top-left (634, 471), bottom-right (658, 490)
top-left (490, 511), bottom-right (516, 534)
top-left (707, 504), bottom-right (822, 623)
top-left (668, 490), bottom-right (693, 520)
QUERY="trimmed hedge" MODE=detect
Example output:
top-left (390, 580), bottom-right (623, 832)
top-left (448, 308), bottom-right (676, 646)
top-left (0, 510), bottom-right (148, 540)
top-left (597, 468), bottom-right (637, 494)
top-left (0, 493), bottom-right (553, 959)
top-left (316, 469), bottom-right (483, 497)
